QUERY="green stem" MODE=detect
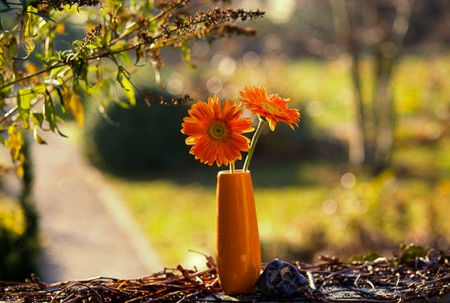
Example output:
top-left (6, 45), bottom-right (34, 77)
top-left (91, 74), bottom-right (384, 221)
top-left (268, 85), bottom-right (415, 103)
top-left (230, 162), bottom-right (235, 173)
top-left (243, 117), bottom-right (266, 172)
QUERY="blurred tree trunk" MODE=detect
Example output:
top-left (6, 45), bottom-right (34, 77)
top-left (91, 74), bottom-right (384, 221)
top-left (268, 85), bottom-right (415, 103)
top-left (329, 0), bottom-right (367, 167)
top-left (330, 0), bottom-right (414, 173)
top-left (373, 0), bottom-right (413, 172)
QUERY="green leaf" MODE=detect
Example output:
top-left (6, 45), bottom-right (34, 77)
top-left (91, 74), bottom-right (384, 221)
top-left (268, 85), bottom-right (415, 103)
top-left (72, 57), bottom-right (89, 95)
top-left (181, 41), bottom-right (191, 62)
top-left (17, 88), bottom-right (32, 129)
top-left (42, 92), bottom-right (68, 137)
top-left (31, 112), bottom-right (44, 127)
top-left (104, 28), bottom-right (112, 46)
top-left (116, 68), bottom-right (136, 106)
top-left (399, 244), bottom-right (427, 265)
top-left (135, 45), bottom-right (144, 65)
top-left (19, 12), bottom-right (36, 58)
top-left (74, 57), bottom-right (88, 81)
top-left (33, 127), bottom-right (47, 144)
top-left (33, 83), bottom-right (47, 95)
top-left (72, 77), bottom-right (81, 95)
top-left (180, 41), bottom-right (196, 69)
top-left (29, 11), bottom-right (56, 22)
top-left (110, 41), bottom-right (132, 66)
top-left (101, 4), bottom-right (107, 20)
top-left (44, 92), bottom-right (57, 132)
top-left (116, 100), bottom-right (131, 109)
top-left (345, 252), bottom-right (382, 263)
top-left (119, 51), bottom-right (132, 67)
top-left (55, 86), bottom-right (66, 114)
top-left (56, 127), bottom-right (68, 138)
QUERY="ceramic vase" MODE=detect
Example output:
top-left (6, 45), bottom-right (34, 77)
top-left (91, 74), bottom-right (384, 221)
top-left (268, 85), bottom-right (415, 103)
top-left (215, 170), bottom-right (261, 295)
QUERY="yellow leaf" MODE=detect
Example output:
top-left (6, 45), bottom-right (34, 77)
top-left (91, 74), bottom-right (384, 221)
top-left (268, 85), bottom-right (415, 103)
top-left (24, 61), bottom-right (39, 74)
top-left (7, 126), bottom-right (23, 161)
top-left (7, 126), bottom-right (25, 178)
top-left (56, 23), bottom-right (65, 34)
top-left (17, 156), bottom-right (25, 179)
top-left (68, 94), bottom-right (85, 127)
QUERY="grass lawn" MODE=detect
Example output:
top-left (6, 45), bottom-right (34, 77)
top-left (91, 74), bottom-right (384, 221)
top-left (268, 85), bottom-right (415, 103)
top-left (106, 163), bottom-right (334, 268)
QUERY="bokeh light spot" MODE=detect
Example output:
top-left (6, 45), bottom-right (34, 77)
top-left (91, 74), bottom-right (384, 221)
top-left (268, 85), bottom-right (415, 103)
top-left (322, 199), bottom-right (337, 215)
top-left (341, 172), bottom-right (356, 189)
top-left (306, 100), bottom-right (324, 117)
top-left (206, 77), bottom-right (223, 94)
top-left (167, 78), bottom-right (184, 95)
top-left (218, 56), bottom-right (236, 76)
top-left (243, 51), bottom-right (260, 68)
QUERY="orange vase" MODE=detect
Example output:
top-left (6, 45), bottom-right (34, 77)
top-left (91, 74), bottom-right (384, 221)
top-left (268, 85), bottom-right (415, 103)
top-left (215, 170), bottom-right (261, 295)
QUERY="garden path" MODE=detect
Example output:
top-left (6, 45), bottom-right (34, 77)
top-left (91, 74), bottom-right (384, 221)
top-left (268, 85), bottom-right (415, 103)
top-left (31, 126), bottom-right (162, 283)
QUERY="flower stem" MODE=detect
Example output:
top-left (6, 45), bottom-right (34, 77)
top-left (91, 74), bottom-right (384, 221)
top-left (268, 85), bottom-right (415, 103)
top-left (243, 117), bottom-right (266, 172)
top-left (230, 162), bottom-right (235, 173)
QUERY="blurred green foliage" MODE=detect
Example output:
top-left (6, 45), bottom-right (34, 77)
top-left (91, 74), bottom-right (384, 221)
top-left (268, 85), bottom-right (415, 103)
top-left (83, 90), bottom-right (193, 176)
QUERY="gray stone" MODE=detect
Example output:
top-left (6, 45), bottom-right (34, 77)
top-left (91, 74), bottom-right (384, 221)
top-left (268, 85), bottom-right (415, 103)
top-left (255, 259), bottom-right (309, 298)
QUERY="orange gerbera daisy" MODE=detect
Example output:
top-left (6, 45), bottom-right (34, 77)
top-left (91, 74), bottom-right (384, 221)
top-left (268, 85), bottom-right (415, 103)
top-left (181, 96), bottom-right (254, 167)
top-left (239, 85), bottom-right (300, 131)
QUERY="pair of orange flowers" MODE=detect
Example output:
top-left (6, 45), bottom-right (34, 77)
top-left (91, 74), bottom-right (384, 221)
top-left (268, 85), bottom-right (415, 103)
top-left (181, 86), bottom-right (300, 172)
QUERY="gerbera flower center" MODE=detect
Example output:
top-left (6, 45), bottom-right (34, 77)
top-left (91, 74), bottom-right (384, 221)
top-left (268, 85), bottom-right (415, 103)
top-left (208, 121), bottom-right (229, 141)
top-left (261, 102), bottom-right (279, 114)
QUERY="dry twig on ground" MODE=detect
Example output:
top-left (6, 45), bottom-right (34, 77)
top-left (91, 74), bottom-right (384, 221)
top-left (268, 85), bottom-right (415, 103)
top-left (1, 247), bottom-right (450, 302)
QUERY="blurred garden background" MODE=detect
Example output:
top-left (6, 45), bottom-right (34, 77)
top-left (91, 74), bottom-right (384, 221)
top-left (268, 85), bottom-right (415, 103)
top-left (83, 0), bottom-right (450, 266)
top-left (2, 0), bottom-right (450, 279)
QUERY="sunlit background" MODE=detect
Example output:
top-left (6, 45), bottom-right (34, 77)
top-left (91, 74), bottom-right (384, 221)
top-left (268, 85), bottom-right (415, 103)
top-left (1, 0), bottom-right (450, 281)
